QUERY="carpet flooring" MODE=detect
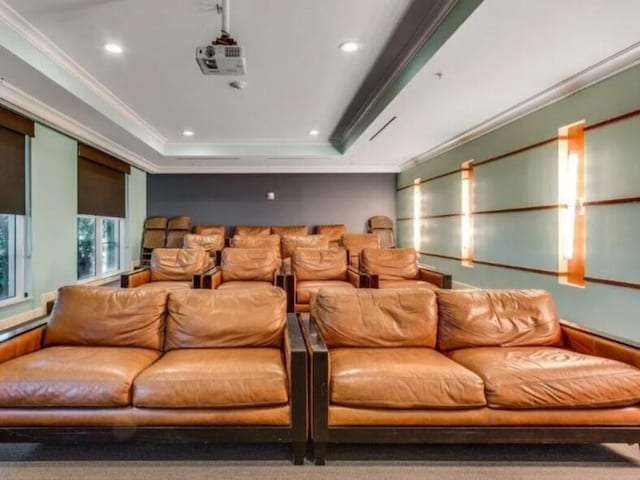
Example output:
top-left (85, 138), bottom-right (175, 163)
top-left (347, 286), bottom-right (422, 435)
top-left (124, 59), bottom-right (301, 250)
top-left (0, 442), bottom-right (638, 479)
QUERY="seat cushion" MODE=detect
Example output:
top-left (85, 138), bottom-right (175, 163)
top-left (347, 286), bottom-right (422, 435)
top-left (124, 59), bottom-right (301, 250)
top-left (450, 346), bottom-right (640, 409)
top-left (150, 248), bottom-right (212, 281)
top-left (221, 248), bottom-right (280, 282)
top-left (0, 346), bottom-right (160, 407)
top-left (133, 349), bottom-right (288, 408)
top-left (136, 280), bottom-right (193, 291)
top-left (296, 280), bottom-right (355, 304)
top-left (361, 248), bottom-right (418, 280)
top-left (292, 247), bottom-right (348, 281)
top-left (379, 279), bottom-right (438, 290)
top-left (217, 281), bottom-right (274, 290)
top-left (330, 348), bottom-right (486, 409)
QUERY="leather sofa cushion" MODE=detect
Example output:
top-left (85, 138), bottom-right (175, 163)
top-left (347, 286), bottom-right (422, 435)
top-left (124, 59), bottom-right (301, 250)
top-left (217, 281), bottom-right (274, 290)
top-left (230, 234), bottom-right (281, 254)
top-left (183, 233), bottom-right (224, 252)
top-left (193, 225), bottom-right (226, 237)
top-left (45, 286), bottom-right (167, 350)
top-left (165, 288), bottom-right (286, 350)
top-left (293, 247), bottom-right (348, 281)
top-left (281, 235), bottom-right (329, 259)
top-left (361, 248), bottom-right (419, 280)
top-left (271, 225), bottom-right (308, 236)
top-left (437, 289), bottom-right (563, 351)
top-left (150, 248), bottom-right (212, 282)
top-left (133, 348), bottom-right (288, 408)
top-left (135, 281), bottom-right (193, 291)
top-left (234, 225), bottom-right (271, 236)
top-left (330, 347), bottom-right (486, 409)
top-left (450, 346), bottom-right (640, 409)
top-left (221, 248), bottom-right (280, 282)
top-left (313, 288), bottom-right (438, 348)
top-left (379, 279), bottom-right (438, 290)
top-left (340, 233), bottom-right (379, 268)
top-left (0, 346), bottom-right (160, 407)
top-left (314, 224), bottom-right (345, 247)
top-left (296, 280), bottom-right (355, 304)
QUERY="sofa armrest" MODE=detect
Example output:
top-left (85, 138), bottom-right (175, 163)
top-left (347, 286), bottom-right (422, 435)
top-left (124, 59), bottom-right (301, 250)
top-left (347, 266), bottom-right (369, 288)
top-left (418, 266), bottom-right (452, 289)
top-left (0, 318), bottom-right (48, 365)
top-left (301, 315), bottom-right (329, 446)
top-left (561, 320), bottom-right (640, 368)
top-left (202, 268), bottom-right (222, 289)
top-left (284, 274), bottom-right (295, 313)
top-left (285, 313), bottom-right (307, 444)
top-left (193, 266), bottom-right (218, 289)
top-left (121, 268), bottom-right (151, 288)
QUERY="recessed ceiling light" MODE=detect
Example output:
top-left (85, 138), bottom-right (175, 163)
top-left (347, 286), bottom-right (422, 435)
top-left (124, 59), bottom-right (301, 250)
top-left (104, 43), bottom-right (123, 54)
top-left (309, 129), bottom-right (320, 136)
top-left (183, 130), bottom-right (194, 137)
top-left (339, 41), bottom-right (360, 53)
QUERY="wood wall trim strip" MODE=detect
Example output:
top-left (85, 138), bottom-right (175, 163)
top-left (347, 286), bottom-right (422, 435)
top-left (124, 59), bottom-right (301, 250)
top-left (0, 105), bottom-right (34, 137)
top-left (397, 168), bottom-right (462, 191)
top-left (474, 204), bottom-right (563, 215)
top-left (473, 260), bottom-right (562, 276)
top-left (583, 196), bottom-right (640, 207)
top-left (397, 217), bottom-right (412, 222)
top-left (584, 108), bottom-right (640, 132)
top-left (474, 137), bottom-right (558, 167)
top-left (78, 143), bottom-right (131, 174)
top-left (418, 251), bottom-right (462, 261)
top-left (420, 213), bottom-right (463, 219)
top-left (584, 276), bottom-right (640, 290)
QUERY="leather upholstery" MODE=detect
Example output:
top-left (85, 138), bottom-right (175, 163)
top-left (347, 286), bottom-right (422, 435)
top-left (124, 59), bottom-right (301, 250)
top-left (133, 348), bottom-right (288, 408)
top-left (142, 229), bottom-right (165, 249)
top-left (124, 268), bottom-right (152, 288)
top-left (0, 326), bottom-right (44, 365)
top-left (437, 289), bottom-right (563, 351)
top-left (234, 225), bottom-right (271, 236)
top-left (193, 225), bottom-right (226, 237)
top-left (217, 281), bottom-right (274, 290)
top-left (313, 288), bottom-right (438, 348)
top-left (450, 346), bottom-right (640, 409)
top-left (135, 281), bottom-right (192, 291)
top-left (296, 280), bottom-right (355, 304)
top-left (562, 323), bottom-right (640, 369)
top-left (230, 234), bottom-right (281, 254)
top-left (330, 347), bottom-right (486, 409)
top-left (183, 233), bottom-right (224, 253)
top-left (361, 248), bottom-right (419, 280)
top-left (221, 248), bottom-right (280, 282)
top-left (150, 248), bottom-right (212, 282)
top-left (292, 247), bottom-right (348, 281)
top-left (165, 288), bottom-right (286, 350)
top-left (167, 216), bottom-right (191, 230)
top-left (378, 279), bottom-right (438, 290)
top-left (314, 224), bottom-right (346, 247)
top-left (0, 346), bottom-right (160, 407)
top-left (45, 286), bottom-right (167, 350)
top-left (340, 233), bottom-right (379, 268)
top-left (271, 225), bottom-right (308, 236)
top-left (281, 235), bottom-right (329, 259)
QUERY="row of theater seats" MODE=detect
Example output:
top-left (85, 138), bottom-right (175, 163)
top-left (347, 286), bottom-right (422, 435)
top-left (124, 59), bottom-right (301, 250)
top-left (122, 245), bottom-right (452, 313)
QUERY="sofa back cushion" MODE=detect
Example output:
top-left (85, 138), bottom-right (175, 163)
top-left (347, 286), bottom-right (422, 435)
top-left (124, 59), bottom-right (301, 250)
top-left (293, 247), bottom-right (348, 281)
top-left (165, 288), bottom-right (286, 350)
top-left (361, 248), bottom-right (419, 280)
top-left (271, 225), bottom-right (308, 236)
top-left (193, 224), bottom-right (226, 237)
top-left (314, 224), bottom-right (346, 246)
top-left (234, 225), bottom-right (271, 236)
top-left (221, 247), bottom-right (280, 282)
top-left (313, 288), bottom-right (437, 348)
top-left (230, 234), bottom-right (281, 256)
top-left (436, 289), bottom-right (563, 351)
top-left (282, 234), bottom-right (330, 259)
top-left (150, 248), bottom-right (212, 281)
top-left (340, 233), bottom-right (380, 268)
top-left (44, 286), bottom-right (167, 350)
top-left (183, 234), bottom-right (224, 252)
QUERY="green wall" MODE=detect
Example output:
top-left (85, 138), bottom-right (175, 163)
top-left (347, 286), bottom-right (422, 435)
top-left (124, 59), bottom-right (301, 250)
top-left (0, 124), bottom-right (147, 327)
top-left (397, 64), bottom-right (640, 342)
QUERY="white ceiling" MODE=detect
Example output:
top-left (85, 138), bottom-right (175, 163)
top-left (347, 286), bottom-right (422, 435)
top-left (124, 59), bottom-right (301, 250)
top-left (1, 0), bottom-right (640, 173)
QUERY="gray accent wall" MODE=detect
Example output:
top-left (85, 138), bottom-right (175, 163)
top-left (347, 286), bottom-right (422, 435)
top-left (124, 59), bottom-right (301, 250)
top-left (147, 173), bottom-right (396, 233)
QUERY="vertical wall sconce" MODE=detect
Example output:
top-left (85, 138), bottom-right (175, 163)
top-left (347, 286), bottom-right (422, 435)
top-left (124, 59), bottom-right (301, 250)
top-left (461, 160), bottom-right (474, 266)
top-left (558, 122), bottom-right (585, 286)
top-left (413, 178), bottom-right (421, 251)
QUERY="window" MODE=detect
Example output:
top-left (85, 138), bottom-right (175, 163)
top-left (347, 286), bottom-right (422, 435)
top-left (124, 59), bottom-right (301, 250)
top-left (77, 216), bottom-right (123, 280)
top-left (0, 214), bottom-right (25, 303)
top-left (461, 160), bottom-right (474, 266)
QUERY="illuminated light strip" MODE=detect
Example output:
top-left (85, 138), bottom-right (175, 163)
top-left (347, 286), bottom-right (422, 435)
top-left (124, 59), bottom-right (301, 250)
top-left (413, 178), bottom-right (421, 250)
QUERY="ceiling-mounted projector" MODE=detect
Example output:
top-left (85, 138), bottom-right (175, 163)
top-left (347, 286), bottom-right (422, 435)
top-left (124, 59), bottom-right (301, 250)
top-left (196, 0), bottom-right (246, 75)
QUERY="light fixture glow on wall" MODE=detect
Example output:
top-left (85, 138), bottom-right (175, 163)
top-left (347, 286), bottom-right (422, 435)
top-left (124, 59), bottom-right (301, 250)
top-left (413, 178), bottom-right (421, 251)
top-left (562, 152), bottom-right (579, 260)
top-left (461, 161), bottom-right (474, 266)
top-left (104, 43), bottom-right (123, 54)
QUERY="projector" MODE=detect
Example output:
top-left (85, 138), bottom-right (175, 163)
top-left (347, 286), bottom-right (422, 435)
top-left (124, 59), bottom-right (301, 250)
top-left (196, 44), bottom-right (246, 75)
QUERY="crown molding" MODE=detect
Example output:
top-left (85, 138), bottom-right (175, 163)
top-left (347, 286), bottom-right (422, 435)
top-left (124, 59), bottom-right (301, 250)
top-left (0, 0), bottom-right (166, 151)
top-left (400, 41), bottom-right (640, 171)
top-left (0, 79), bottom-right (158, 172)
top-left (154, 163), bottom-right (400, 174)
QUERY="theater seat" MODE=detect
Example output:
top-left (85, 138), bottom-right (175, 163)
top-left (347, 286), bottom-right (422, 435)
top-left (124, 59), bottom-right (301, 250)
top-left (340, 233), bottom-right (379, 270)
top-left (361, 248), bottom-right (452, 289)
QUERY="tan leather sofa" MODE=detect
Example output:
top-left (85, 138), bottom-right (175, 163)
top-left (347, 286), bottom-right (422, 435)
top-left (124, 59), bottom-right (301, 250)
top-left (0, 286), bottom-right (307, 464)
top-left (361, 247), bottom-right (452, 289)
top-left (280, 235), bottom-right (330, 274)
top-left (204, 247), bottom-right (285, 291)
top-left (340, 233), bottom-right (380, 270)
top-left (183, 233), bottom-right (225, 264)
top-left (121, 248), bottom-right (213, 290)
top-left (314, 225), bottom-right (346, 248)
top-left (304, 288), bottom-right (640, 464)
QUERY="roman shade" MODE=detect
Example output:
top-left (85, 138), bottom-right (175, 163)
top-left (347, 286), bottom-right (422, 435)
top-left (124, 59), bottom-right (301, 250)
top-left (0, 106), bottom-right (34, 215)
top-left (77, 144), bottom-right (130, 218)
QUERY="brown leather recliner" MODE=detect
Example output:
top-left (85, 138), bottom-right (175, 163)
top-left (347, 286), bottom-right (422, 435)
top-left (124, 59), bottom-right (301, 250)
top-left (339, 233), bottom-right (380, 270)
top-left (314, 224), bottom-right (346, 248)
top-left (233, 225), bottom-right (271, 236)
top-left (271, 225), bottom-right (309, 236)
top-left (280, 235), bottom-right (330, 274)
top-left (204, 247), bottom-right (285, 291)
top-left (193, 224), bottom-right (227, 239)
top-left (183, 234), bottom-right (225, 265)
top-left (361, 247), bottom-right (452, 289)
top-left (304, 288), bottom-right (640, 464)
top-left (367, 215), bottom-right (395, 248)
top-left (121, 248), bottom-right (213, 290)
top-left (165, 216), bottom-right (192, 248)
top-left (286, 247), bottom-right (366, 313)
top-left (140, 216), bottom-right (167, 266)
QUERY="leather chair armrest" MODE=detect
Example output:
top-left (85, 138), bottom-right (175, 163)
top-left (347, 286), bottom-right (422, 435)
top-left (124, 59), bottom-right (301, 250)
top-left (121, 268), bottom-right (151, 288)
top-left (347, 266), bottom-right (369, 288)
top-left (214, 250), bottom-right (222, 267)
top-left (284, 313), bottom-right (308, 447)
top-left (561, 320), bottom-right (640, 368)
top-left (193, 266), bottom-right (218, 289)
top-left (284, 274), bottom-right (295, 313)
top-left (419, 266), bottom-right (452, 289)
top-left (202, 268), bottom-right (222, 289)
top-left (0, 321), bottom-right (47, 365)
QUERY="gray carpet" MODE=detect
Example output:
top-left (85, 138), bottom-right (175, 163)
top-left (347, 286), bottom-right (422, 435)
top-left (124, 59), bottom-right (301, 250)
top-left (0, 442), bottom-right (638, 479)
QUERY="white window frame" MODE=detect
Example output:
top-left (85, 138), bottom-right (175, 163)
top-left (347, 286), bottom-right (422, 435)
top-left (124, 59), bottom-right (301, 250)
top-left (77, 215), bottom-right (126, 283)
top-left (0, 214), bottom-right (26, 308)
